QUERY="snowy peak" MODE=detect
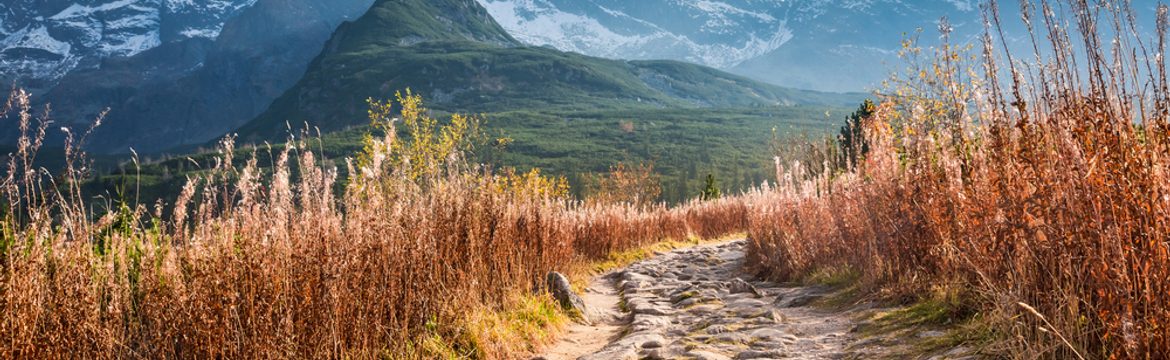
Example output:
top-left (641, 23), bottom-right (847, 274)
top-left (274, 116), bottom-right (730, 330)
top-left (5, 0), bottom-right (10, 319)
top-left (3, 25), bottom-right (72, 56)
top-left (7, 0), bottom-right (376, 154)
top-left (0, 0), bottom-right (258, 92)
top-left (478, 0), bottom-right (792, 69)
top-left (48, 0), bottom-right (162, 58)
top-left (0, 24), bottom-right (79, 86)
top-left (472, 0), bottom-right (1002, 91)
top-left (161, 0), bottom-right (258, 40)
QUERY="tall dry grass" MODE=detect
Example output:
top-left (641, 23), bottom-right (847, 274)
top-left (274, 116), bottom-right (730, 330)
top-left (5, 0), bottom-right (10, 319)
top-left (747, 1), bottom-right (1170, 358)
top-left (0, 90), bottom-right (749, 358)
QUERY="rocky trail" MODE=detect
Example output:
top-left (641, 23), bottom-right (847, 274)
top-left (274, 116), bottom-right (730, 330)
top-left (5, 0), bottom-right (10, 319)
top-left (536, 240), bottom-right (974, 360)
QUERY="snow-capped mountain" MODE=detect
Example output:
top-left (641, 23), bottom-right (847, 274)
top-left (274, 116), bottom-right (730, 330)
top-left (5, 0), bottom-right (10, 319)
top-left (478, 0), bottom-right (792, 70)
top-left (1, 0), bottom-right (374, 154)
top-left (0, 0), bottom-right (257, 93)
top-left (475, 0), bottom-right (1161, 92)
top-left (474, 0), bottom-right (978, 92)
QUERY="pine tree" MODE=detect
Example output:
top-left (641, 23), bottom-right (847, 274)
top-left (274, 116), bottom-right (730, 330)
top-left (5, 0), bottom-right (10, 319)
top-left (701, 174), bottom-right (721, 201)
top-left (838, 99), bottom-right (875, 171)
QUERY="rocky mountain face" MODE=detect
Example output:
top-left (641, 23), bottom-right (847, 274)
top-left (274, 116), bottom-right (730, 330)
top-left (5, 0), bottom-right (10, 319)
top-left (475, 0), bottom-right (1161, 92)
top-left (476, 0), bottom-right (794, 71)
top-left (0, 0), bottom-right (259, 94)
top-left (1, 0), bottom-right (374, 154)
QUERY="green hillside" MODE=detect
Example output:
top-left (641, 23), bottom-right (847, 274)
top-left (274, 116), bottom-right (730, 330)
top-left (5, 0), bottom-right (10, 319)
top-left (90, 0), bottom-right (864, 205)
top-left (91, 105), bottom-right (847, 205)
top-left (235, 0), bottom-right (860, 141)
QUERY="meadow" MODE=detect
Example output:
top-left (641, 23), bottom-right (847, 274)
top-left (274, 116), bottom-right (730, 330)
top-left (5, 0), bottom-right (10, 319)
top-left (0, 88), bottom-right (752, 358)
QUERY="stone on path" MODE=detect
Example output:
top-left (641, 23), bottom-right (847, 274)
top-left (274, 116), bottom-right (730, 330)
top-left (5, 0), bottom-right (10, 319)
top-left (728, 278), bottom-right (763, 298)
top-left (546, 271), bottom-right (590, 325)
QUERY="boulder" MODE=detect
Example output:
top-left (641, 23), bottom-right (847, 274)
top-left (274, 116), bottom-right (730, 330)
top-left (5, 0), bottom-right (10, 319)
top-left (546, 271), bottom-right (590, 324)
top-left (729, 278), bottom-right (763, 298)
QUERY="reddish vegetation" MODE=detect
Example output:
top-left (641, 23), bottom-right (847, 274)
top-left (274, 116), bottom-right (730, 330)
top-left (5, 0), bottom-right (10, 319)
top-left (0, 91), bottom-right (749, 358)
top-left (4, 1), bottom-right (1168, 358)
top-left (747, 1), bottom-right (1170, 358)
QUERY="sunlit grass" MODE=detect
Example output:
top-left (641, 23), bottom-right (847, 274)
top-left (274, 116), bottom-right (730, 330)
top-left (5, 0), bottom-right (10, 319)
top-left (746, 1), bottom-right (1170, 357)
top-left (0, 89), bottom-right (751, 358)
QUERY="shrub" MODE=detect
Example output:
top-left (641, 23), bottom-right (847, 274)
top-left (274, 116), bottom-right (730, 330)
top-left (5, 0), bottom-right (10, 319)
top-left (700, 174), bottom-right (721, 201)
top-left (584, 161), bottom-right (663, 208)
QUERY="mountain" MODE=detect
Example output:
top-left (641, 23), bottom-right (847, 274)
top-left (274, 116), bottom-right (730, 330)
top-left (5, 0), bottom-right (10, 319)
top-left (1, 0), bottom-right (374, 154)
top-left (236, 0), bottom-right (858, 141)
top-left (473, 0), bottom-right (1162, 92)
top-left (0, 0), bottom-right (261, 94)
top-left (475, 0), bottom-right (792, 70)
top-left (470, 0), bottom-right (967, 92)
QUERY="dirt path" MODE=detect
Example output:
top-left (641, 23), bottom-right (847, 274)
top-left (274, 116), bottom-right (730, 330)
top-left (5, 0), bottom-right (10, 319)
top-left (538, 274), bottom-right (626, 359)
top-left (537, 240), bottom-right (933, 360)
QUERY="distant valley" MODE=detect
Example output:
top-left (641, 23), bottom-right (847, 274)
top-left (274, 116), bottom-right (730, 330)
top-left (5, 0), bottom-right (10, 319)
top-left (2, 0), bottom-right (877, 203)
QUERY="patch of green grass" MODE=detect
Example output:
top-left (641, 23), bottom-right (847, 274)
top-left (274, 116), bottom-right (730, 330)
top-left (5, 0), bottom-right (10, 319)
top-left (674, 291), bottom-right (697, 303)
top-left (397, 319), bottom-right (480, 360)
top-left (913, 318), bottom-right (998, 356)
top-left (849, 287), bottom-right (994, 359)
top-left (412, 333), bottom-right (475, 360)
top-left (817, 285), bottom-right (863, 310)
top-left (404, 294), bottom-right (566, 359)
top-left (877, 299), bottom-right (961, 328)
top-left (802, 267), bottom-right (861, 287)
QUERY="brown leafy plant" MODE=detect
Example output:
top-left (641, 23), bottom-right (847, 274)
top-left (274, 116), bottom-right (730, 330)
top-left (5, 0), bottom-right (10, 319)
top-left (584, 161), bottom-right (663, 209)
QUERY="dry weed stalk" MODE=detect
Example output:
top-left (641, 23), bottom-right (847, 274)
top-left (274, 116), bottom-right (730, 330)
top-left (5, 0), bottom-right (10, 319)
top-left (747, 1), bottom-right (1170, 357)
top-left (0, 88), bottom-right (751, 358)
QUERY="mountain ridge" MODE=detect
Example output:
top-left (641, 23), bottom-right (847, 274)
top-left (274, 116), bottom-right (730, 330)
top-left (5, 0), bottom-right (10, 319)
top-left (0, 0), bottom-right (261, 94)
top-left (474, 0), bottom-right (976, 92)
top-left (235, 0), bottom-right (860, 141)
top-left (11, 0), bottom-right (376, 154)
top-left (472, 0), bottom-right (1162, 92)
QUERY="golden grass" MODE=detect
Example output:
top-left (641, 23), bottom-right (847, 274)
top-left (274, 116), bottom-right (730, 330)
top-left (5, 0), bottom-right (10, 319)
top-left (0, 90), bottom-right (750, 358)
top-left (746, 1), bottom-right (1170, 358)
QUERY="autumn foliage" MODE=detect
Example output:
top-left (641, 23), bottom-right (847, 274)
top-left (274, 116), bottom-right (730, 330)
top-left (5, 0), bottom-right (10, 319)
top-left (747, 1), bottom-right (1170, 358)
top-left (0, 90), bottom-right (748, 358)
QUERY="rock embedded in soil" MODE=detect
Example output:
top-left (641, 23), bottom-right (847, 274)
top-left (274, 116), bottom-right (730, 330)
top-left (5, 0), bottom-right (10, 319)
top-left (776, 293), bottom-right (822, 308)
top-left (729, 278), bottom-right (764, 297)
top-left (735, 349), bottom-right (787, 359)
top-left (546, 271), bottom-right (590, 324)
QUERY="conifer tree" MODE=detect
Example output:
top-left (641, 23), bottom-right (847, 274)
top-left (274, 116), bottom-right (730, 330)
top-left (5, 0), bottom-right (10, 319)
top-left (701, 174), bottom-right (721, 201)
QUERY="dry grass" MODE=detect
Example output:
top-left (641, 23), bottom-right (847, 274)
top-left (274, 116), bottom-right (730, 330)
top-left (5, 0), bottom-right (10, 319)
top-left (0, 90), bottom-right (749, 358)
top-left (747, 1), bottom-right (1170, 358)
